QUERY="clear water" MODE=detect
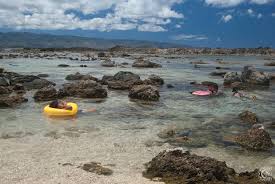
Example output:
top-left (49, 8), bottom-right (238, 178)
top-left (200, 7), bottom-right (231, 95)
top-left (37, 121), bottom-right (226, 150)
top-left (0, 55), bottom-right (275, 183)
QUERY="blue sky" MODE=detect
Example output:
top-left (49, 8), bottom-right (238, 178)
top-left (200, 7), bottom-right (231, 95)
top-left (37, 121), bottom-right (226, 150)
top-left (0, 0), bottom-right (274, 48)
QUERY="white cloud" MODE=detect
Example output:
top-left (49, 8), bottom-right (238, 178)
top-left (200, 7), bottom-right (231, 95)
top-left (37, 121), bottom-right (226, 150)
top-left (0, 0), bottom-right (183, 32)
top-left (138, 24), bottom-right (167, 32)
top-left (247, 8), bottom-right (254, 15)
top-left (257, 13), bottom-right (263, 18)
top-left (205, 0), bottom-right (274, 7)
top-left (272, 13), bottom-right (275, 16)
top-left (221, 14), bottom-right (233, 22)
top-left (171, 34), bottom-right (208, 40)
top-left (175, 24), bottom-right (181, 28)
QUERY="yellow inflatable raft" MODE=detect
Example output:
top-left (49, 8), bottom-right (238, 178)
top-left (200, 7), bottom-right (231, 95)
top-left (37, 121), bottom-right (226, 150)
top-left (44, 102), bottom-right (78, 117)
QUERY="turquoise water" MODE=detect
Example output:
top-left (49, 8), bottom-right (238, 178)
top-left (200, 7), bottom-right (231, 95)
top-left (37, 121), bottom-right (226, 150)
top-left (0, 55), bottom-right (275, 182)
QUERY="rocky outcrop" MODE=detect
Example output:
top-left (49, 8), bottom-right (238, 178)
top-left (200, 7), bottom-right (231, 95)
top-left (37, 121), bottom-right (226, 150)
top-left (0, 94), bottom-right (28, 108)
top-left (129, 85), bottom-right (160, 101)
top-left (224, 72), bottom-right (242, 85)
top-left (241, 66), bottom-right (270, 86)
top-left (132, 58), bottom-right (162, 68)
top-left (102, 71), bottom-right (142, 90)
top-left (60, 80), bottom-right (107, 98)
top-left (224, 66), bottom-right (270, 87)
top-left (65, 72), bottom-right (98, 81)
top-left (234, 127), bottom-right (274, 151)
top-left (33, 86), bottom-right (58, 102)
top-left (101, 59), bottom-right (115, 67)
top-left (239, 111), bottom-right (259, 124)
top-left (143, 149), bottom-right (272, 184)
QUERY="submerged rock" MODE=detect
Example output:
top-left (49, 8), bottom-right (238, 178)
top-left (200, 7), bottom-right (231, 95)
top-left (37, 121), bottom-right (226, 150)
top-left (234, 127), bottom-right (274, 151)
top-left (129, 85), bottom-right (160, 101)
top-left (23, 78), bottom-right (56, 90)
top-left (143, 149), bottom-right (274, 184)
top-left (132, 58), bottom-right (162, 68)
top-left (0, 94), bottom-right (28, 108)
top-left (33, 86), bottom-right (58, 102)
top-left (81, 162), bottom-right (113, 176)
top-left (58, 64), bottom-right (70, 67)
top-left (239, 111), bottom-right (259, 124)
top-left (65, 72), bottom-right (98, 81)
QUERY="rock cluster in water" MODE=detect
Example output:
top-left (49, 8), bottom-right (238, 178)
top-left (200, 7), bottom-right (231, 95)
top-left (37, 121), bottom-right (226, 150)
top-left (224, 65), bottom-right (270, 87)
top-left (0, 68), bottom-right (55, 107)
top-left (143, 149), bottom-right (275, 184)
top-left (132, 57), bottom-right (162, 68)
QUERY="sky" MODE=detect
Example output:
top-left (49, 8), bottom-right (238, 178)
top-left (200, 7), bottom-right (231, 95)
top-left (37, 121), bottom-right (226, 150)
top-left (0, 0), bottom-right (274, 48)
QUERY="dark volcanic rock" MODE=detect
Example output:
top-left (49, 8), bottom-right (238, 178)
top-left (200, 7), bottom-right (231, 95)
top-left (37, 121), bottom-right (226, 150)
top-left (104, 71), bottom-right (142, 90)
top-left (0, 68), bottom-right (4, 73)
top-left (132, 58), bottom-right (162, 68)
top-left (143, 149), bottom-right (274, 184)
top-left (65, 72), bottom-right (98, 81)
top-left (113, 71), bottom-right (140, 81)
top-left (33, 86), bottom-right (58, 102)
top-left (239, 111), bottom-right (259, 124)
top-left (143, 150), bottom-right (235, 183)
top-left (61, 80), bottom-right (107, 98)
top-left (81, 162), bottom-right (113, 176)
top-left (234, 127), bottom-right (274, 151)
top-left (0, 94), bottom-right (28, 108)
top-left (58, 64), bottom-right (70, 67)
top-left (129, 85), bottom-right (160, 101)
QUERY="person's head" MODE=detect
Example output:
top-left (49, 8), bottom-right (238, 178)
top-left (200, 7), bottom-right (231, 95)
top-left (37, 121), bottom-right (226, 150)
top-left (208, 84), bottom-right (218, 93)
top-left (49, 100), bottom-right (59, 108)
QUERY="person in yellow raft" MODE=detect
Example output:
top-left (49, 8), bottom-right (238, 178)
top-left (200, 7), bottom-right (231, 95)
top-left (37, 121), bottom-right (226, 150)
top-left (49, 100), bottom-right (96, 113)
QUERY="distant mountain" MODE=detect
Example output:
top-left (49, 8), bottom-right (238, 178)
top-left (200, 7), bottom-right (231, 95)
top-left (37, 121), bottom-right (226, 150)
top-left (0, 32), bottom-right (189, 49)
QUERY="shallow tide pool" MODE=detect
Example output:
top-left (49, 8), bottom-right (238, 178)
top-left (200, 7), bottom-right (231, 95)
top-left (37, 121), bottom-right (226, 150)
top-left (0, 55), bottom-right (275, 183)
